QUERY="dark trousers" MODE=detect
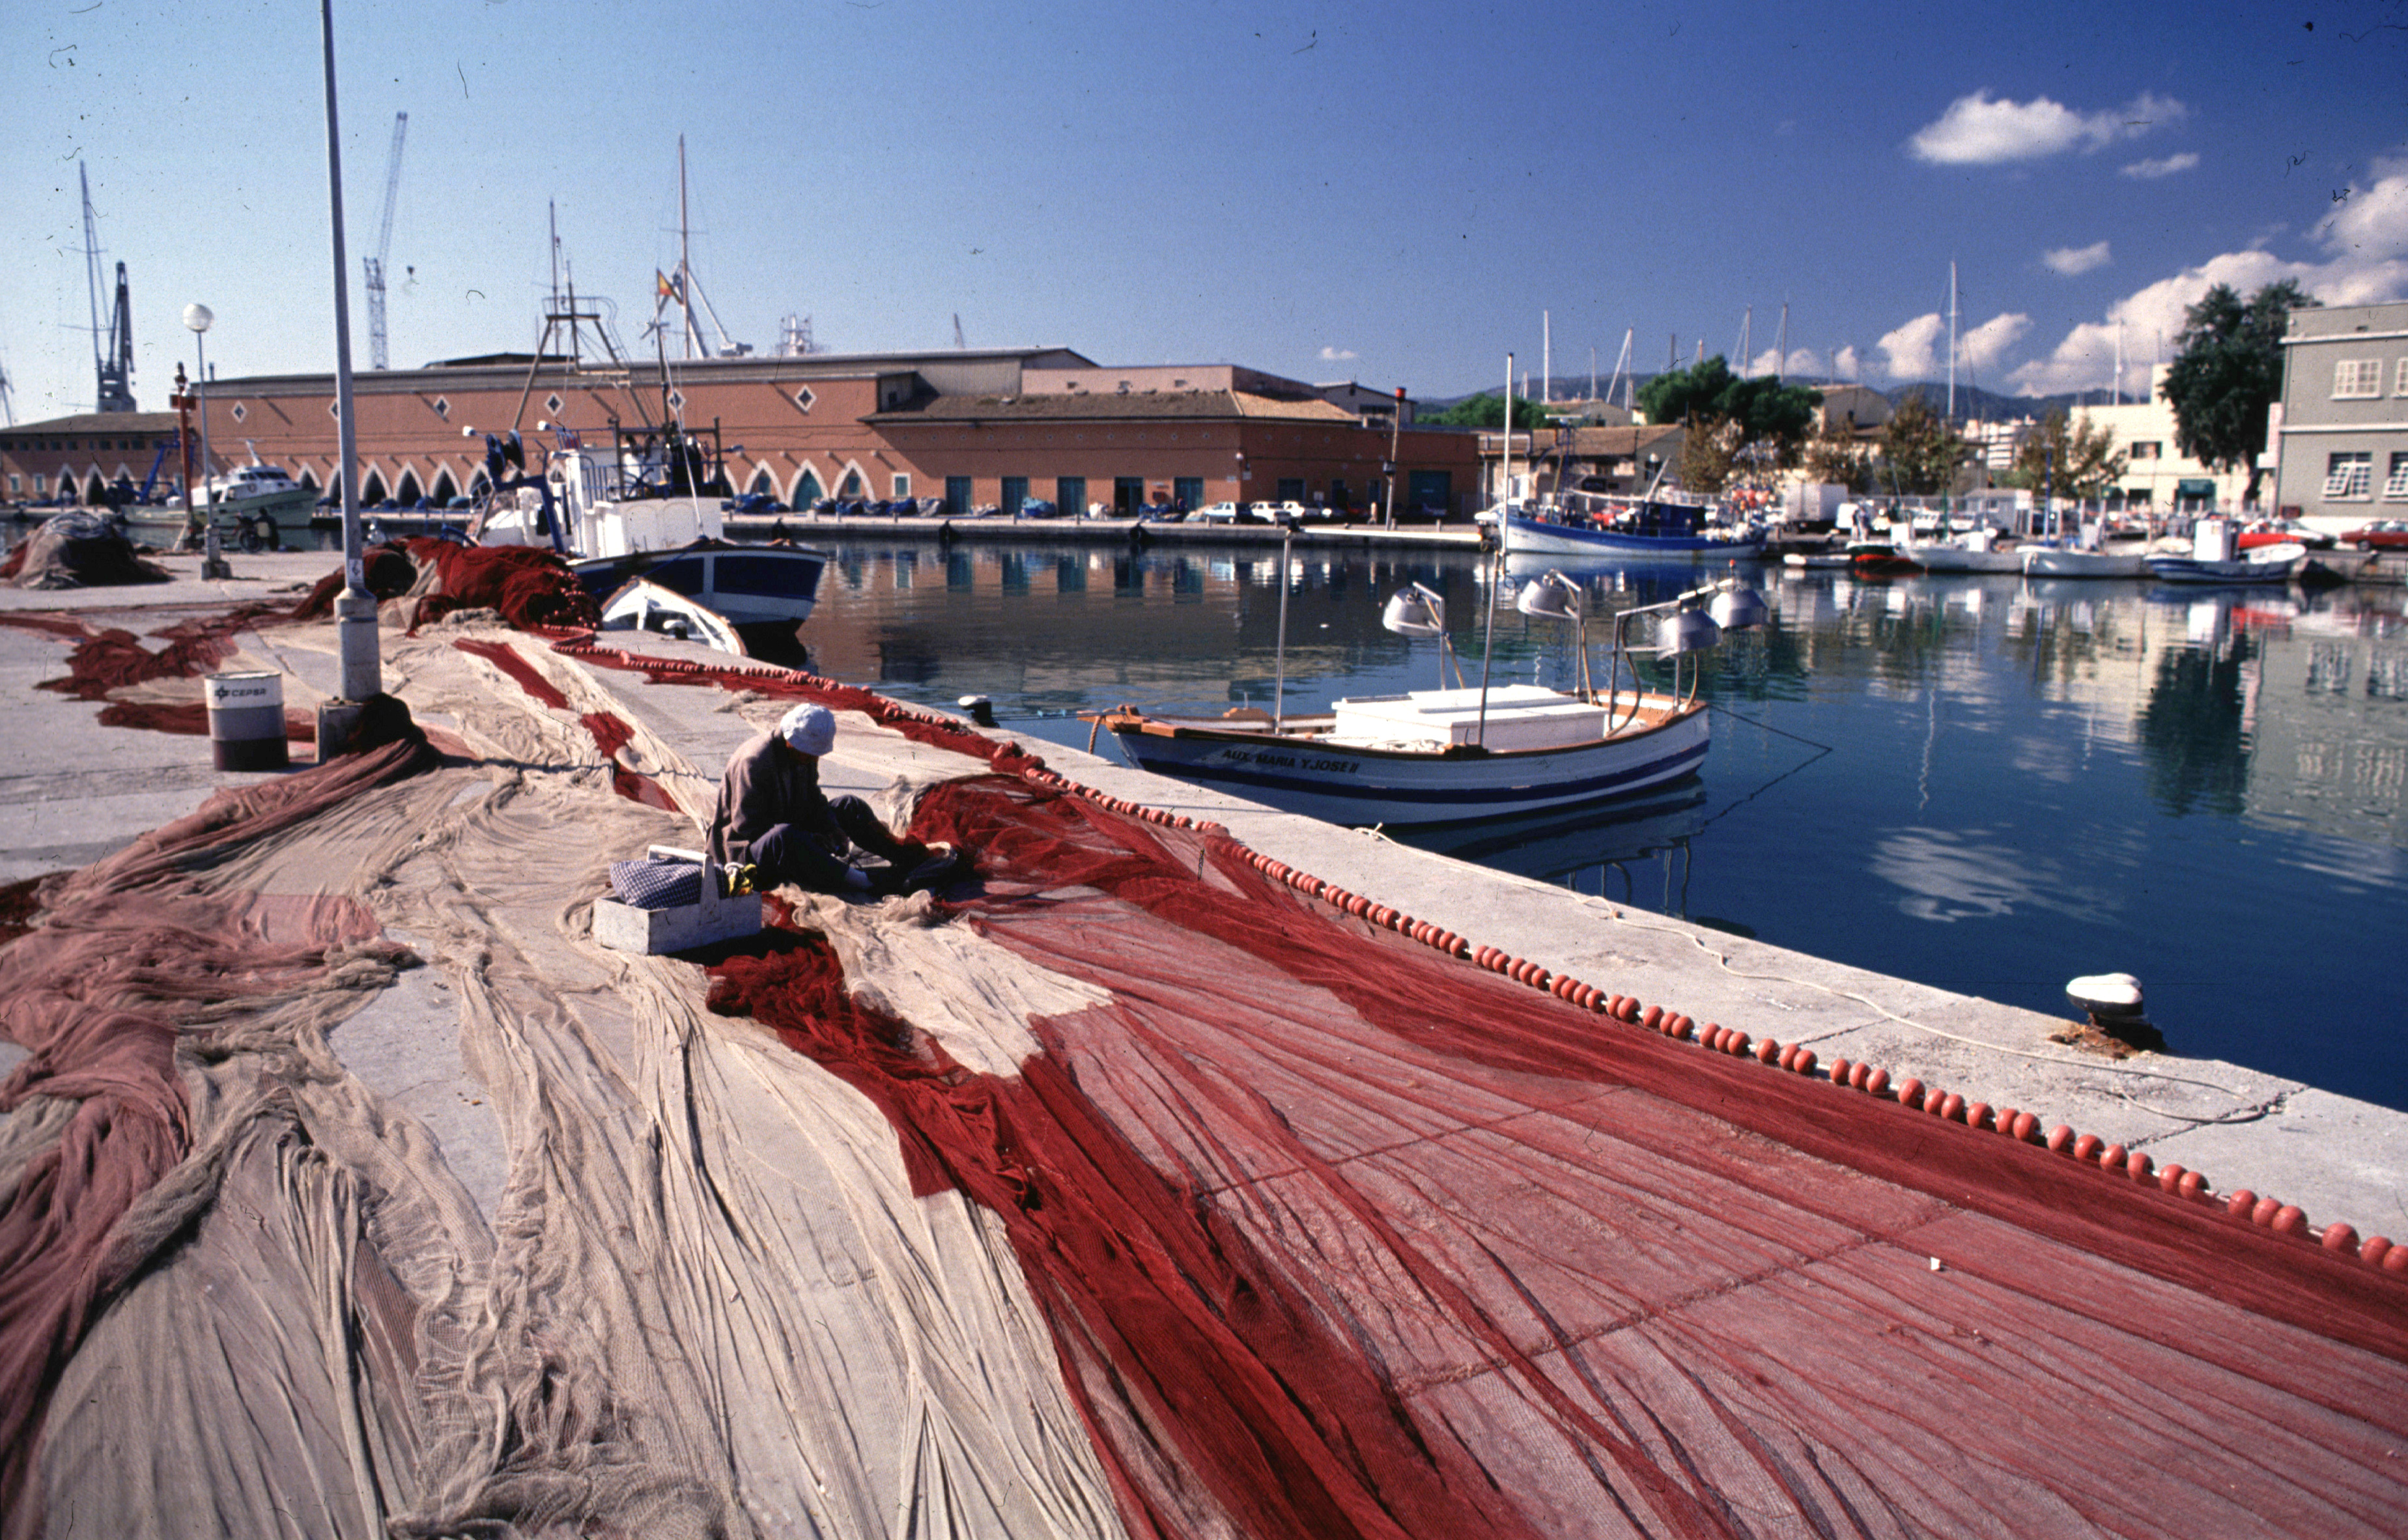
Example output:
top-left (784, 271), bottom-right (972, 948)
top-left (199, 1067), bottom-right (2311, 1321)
top-left (748, 795), bottom-right (922, 893)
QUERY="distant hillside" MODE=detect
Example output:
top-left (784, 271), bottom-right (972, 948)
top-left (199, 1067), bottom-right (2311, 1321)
top-left (1422, 374), bottom-right (2142, 423)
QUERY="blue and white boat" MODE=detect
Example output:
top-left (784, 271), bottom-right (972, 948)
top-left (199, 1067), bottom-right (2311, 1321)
top-left (1498, 492), bottom-right (1765, 561)
top-left (1088, 570), bottom-right (1764, 828)
top-left (2144, 519), bottom-right (2307, 586)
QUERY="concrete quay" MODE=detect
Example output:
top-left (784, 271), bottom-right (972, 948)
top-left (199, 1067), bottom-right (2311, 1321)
top-left (3, 548), bottom-right (2403, 1246)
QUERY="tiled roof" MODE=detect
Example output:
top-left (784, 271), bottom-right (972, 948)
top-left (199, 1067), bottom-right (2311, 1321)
top-left (867, 390), bottom-right (1357, 426)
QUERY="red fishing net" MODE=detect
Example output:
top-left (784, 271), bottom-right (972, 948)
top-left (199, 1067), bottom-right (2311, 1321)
top-left (292, 539), bottom-right (599, 632)
top-left (705, 769), bottom-right (2408, 1538)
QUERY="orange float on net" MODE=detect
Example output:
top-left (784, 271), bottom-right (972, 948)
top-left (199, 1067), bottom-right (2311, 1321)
top-left (2099, 1141), bottom-right (2126, 1168)
top-left (2250, 1196), bottom-right (2282, 1227)
top-left (2322, 1223), bottom-right (2359, 1253)
top-left (2157, 1163), bottom-right (2187, 1193)
top-left (1964, 1102), bottom-right (1992, 1132)
top-left (1864, 1067), bottom-right (1890, 1096)
top-left (2127, 1151), bottom-right (2153, 1181)
top-left (1641, 1005), bottom-right (1664, 1031)
top-left (2272, 1205), bottom-right (2306, 1237)
top-left (2362, 1236), bottom-right (2394, 1267)
top-left (1940, 1093), bottom-right (1966, 1122)
top-left (1792, 1049), bottom-right (1816, 1076)
top-left (2226, 1188), bottom-right (2259, 1219)
top-left (2047, 1125), bottom-right (2076, 1154)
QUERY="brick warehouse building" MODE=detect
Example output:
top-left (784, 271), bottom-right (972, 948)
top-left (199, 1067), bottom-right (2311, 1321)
top-left (3, 347), bottom-right (1475, 522)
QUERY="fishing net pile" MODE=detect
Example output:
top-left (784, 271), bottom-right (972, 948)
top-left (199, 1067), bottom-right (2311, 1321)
top-left (291, 539), bottom-right (601, 632)
top-left (0, 513), bottom-right (170, 591)
top-left (0, 600), bottom-right (2401, 1539)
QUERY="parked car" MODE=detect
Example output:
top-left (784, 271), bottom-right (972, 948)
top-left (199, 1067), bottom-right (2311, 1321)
top-left (1191, 501), bottom-right (1242, 524)
top-left (2237, 518), bottom-right (2332, 550)
top-left (2340, 520), bottom-right (2408, 552)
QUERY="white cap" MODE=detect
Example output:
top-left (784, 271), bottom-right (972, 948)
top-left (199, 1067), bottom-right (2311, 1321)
top-left (779, 703), bottom-right (836, 756)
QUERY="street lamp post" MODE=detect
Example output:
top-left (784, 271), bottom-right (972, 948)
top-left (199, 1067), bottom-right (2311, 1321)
top-left (182, 303), bottom-right (212, 548)
top-left (317, 0), bottom-right (385, 749)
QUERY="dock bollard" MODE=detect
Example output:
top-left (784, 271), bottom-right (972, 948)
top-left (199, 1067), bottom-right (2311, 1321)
top-left (205, 671), bottom-right (289, 770)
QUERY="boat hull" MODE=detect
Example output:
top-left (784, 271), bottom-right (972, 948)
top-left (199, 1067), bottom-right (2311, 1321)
top-left (1906, 542), bottom-right (2022, 574)
top-left (1103, 701), bottom-right (1710, 826)
top-left (2145, 552), bottom-right (2304, 585)
top-left (569, 544), bottom-right (828, 626)
top-left (1501, 513), bottom-right (1763, 561)
top-left (2022, 547), bottom-right (2147, 578)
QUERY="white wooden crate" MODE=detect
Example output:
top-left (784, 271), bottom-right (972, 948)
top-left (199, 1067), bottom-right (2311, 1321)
top-left (593, 845), bottom-right (765, 955)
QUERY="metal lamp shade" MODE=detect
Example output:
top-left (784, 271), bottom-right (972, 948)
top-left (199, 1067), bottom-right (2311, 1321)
top-left (1381, 586), bottom-right (1446, 637)
top-left (1659, 609), bottom-right (1722, 654)
top-left (1709, 585), bottom-right (1769, 632)
top-left (1514, 576), bottom-right (1581, 623)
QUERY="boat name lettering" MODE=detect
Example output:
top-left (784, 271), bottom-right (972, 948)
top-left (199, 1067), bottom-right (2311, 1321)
top-left (1223, 748), bottom-right (1359, 774)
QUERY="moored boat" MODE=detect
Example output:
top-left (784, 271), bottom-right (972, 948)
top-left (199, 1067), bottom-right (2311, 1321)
top-left (1906, 529), bottom-right (2022, 574)
top-left (2021, 543), bottom-right (2149, 579)
top-left (1088, 568), bottom-right (1765, 827)
top-left (1499, 494), bottom-right (1765, 561)
top-left (472, 423), bottom-right (829, 626)
top-left (2146, 518), bottom-right (2307, 585)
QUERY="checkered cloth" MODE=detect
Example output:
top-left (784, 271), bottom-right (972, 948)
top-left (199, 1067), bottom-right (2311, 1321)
top-left (608, 858), bottom-right (702, 910)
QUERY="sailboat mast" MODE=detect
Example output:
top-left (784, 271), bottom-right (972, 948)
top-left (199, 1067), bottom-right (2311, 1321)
top-left (678, 135), bottom-right (696, 362)
top-left (1776, 302), bottom-right (1788, 378)
top-left (1946, 260), bottom-right (1958, 423)
top-left (1479, 351), bottom-right (1509, 748)
top-left (1542, 310), bottom-right (1551, 406)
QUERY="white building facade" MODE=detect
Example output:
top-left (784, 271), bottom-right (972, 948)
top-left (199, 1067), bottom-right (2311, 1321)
top-left (2271, 300), bottom-right (2408, 528)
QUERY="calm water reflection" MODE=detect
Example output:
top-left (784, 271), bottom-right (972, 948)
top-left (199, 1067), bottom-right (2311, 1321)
top-left (796, 538), bottom-right (2408, 1110)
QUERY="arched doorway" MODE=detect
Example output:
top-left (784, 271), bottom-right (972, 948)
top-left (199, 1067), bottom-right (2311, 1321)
top-left (361, 470), bottom-right (390, 507)
top-left (394, 469), bottom-right (425, 508)
top-left (748, 467), bottom-right (778, 499)
top-left (82, 471), bottom-right (109, 505)
top-left (793, 468), bottom-right (824, 508)
top-left (429, 469), bottom-right (460, 505)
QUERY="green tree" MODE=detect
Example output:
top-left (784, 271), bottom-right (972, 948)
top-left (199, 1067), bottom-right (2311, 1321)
top-left (1635, 356), bottom-right (1819, 492)
top-left (2160, 279), bottom-right (2317, 505)
top-left (1877, 393), bottom-right (1966, 496)
top-left (1804, 417), bottom-right (1876, 494)
top-left (1996, 410), bottom-right (2127, 501)
top-left (1423, 391), bottom-right (1550, 429)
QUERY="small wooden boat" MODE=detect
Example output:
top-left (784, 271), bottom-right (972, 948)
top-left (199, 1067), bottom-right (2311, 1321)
top-left (1088, 565), bottom-right (1764, 828)
top-left (598, 578), bottom-right (748, 654)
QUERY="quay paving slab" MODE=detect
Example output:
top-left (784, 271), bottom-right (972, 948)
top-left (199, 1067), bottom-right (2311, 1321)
top-left (2, 564), bottom-right (2403, 1243)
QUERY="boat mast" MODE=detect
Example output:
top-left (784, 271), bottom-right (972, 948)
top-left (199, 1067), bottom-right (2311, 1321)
top-left (679, 136), bottom-right (696, 362)
top-left (1478, 352), bottom-right (1508, 748)
top-left (1946, 260), bottom-right (1958, 423)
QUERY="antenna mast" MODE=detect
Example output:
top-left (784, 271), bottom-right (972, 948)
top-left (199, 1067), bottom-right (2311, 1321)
top-left (1946, 260), bottom-right (1959, 421)
top-left (365, 111), bottom-right (408, 369)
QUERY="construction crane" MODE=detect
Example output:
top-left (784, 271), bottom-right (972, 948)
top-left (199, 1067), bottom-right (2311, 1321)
top-left (0, 359), bottom-right (14, 427)
top-left (365, 111), bottom-right (408, 370)
top-left (80, 163), bottom-right (135, 413)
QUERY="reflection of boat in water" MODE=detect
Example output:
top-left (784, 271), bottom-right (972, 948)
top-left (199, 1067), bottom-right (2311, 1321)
top-left (474, 423), bottom-right (830, 625)
top-left (1088, 567), bottom-right (1766, 827)
top-left (1391, 784), bottom-right (1708, 880)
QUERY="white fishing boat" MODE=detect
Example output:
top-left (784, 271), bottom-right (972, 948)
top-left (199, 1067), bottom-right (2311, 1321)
top-left (1906, 528), bottom-right (2022, 574)
top-left (2021, 543), bottom-right (2149, 579)
top-left (472, 423), bottom-right (829, 626)
top-left (2145, 519), bottom-right (2307, 585)
top-left (598, 578), bottom-right (748, 654)
top-left (1087, 550), bottom-right (1765, 827)
top-left (122, 458), bottom-right (318, 542)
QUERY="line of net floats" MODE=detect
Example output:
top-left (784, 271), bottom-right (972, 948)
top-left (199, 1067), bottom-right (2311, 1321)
top-left (546, 630), bottom-right (2408, 1280)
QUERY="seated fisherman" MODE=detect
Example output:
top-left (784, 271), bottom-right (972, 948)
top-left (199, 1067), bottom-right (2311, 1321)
top-left (709, 703), bottom-right (957, 897)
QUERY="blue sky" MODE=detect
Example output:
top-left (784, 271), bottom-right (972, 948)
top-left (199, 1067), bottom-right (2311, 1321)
top-left (5, 0), bottom-right (2404, 424)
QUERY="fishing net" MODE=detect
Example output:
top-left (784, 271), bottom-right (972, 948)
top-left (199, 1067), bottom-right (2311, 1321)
top-left (0, 615), bottom-right (2400, 1539)
top-left (0, 514), bottom-right (170, 591)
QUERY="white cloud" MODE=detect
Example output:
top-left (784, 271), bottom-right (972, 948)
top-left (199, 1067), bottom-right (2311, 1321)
top-left (2121, 152), bottom-right (2200, 180)
top-left (1318, 345), bottom-right (1357, 361)
top-left (1874, 311), bottom-right (2028, 380)
top-left (1748, 346), bottom-right (1824, 376)
top-left (1877, 313), bottom-right (1946, 379)
top-left (1832, 344), bottom-right (1863, 382)
top-left (2043, 240), bottom-right (2112, 276)
top-left (1959, 313), bottom-right (2032, 372)
top-left (2008, 162), bottom-right (2408, 394)
top-left (1908, 90), bottom-right (2186, 166)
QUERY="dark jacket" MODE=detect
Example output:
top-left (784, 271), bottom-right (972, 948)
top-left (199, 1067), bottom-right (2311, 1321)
top-left (708, 729), bottom-right (834, 865)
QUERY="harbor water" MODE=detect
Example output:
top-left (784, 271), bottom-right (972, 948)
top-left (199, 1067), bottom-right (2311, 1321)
top-left (787, 537), bottom-right (2406, 1112)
